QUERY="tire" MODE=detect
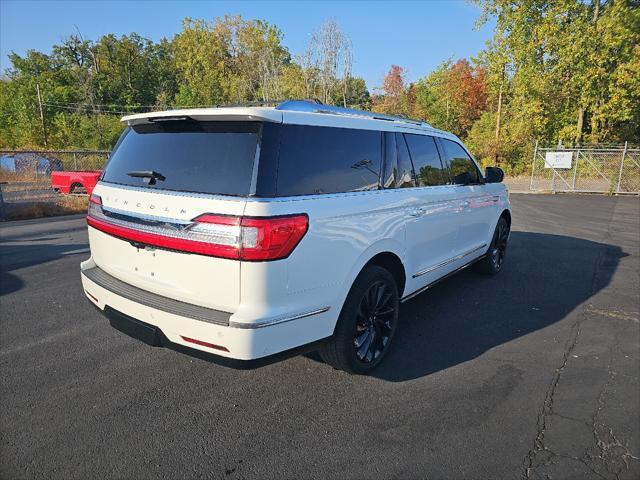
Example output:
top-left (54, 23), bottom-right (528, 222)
top-left (474, 216), bottom-right (510, 275)
top-left (319, 265), bottom-right (400, 374)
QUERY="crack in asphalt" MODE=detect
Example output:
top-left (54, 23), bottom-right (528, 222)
top-left (521, 201), bottom-right (612, 480)
top-left (521, 199), bottom-right (639, 479)
top-left (521, 313), bottom-right (586, 479)
top-left (584, 341), bottom-right (640, 479)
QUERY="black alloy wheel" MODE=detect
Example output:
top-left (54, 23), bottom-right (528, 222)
top-left (319, 265), bottom-right (399, 374)
top-left (353, 280), bottom-right (395, 364)
top-left (490, 217), bottom-right (509, 271)
top-left (474, 216), bottom-right (510, 274)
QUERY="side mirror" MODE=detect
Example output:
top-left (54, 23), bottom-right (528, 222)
top-left (453, 171), bottom-right (475, 185)
top-left (485, 166), bottom-right (504, 183)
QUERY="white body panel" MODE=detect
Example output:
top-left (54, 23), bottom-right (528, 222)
top-left (83, 105), bottom-right (511, 361)
top-left (90, 183), bottom-right (246, 312)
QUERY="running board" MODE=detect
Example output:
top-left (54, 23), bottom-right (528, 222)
top-left (401, 255), bottom-right (485, 303)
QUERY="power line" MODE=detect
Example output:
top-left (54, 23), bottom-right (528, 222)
top-left (41, 102), bottom-right (132, 115)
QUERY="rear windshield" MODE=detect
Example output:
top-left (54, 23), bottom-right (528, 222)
top-left (102, 120), bottom-right (260, 196)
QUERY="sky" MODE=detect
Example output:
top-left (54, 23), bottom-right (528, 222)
top-left (0, 0), bottom-right (495, 91)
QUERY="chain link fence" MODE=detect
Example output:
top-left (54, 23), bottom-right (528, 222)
top-left (0, 150), bottom-right (110, 183)
top-left (1, 144), bottom-right (638, 219)
top-left (0, 150), bottom-right (110, 220)
top-left (529, 143), bottom-right (639, 194)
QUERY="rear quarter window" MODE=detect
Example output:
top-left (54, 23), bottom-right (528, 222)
top-left (275, 125), bottom-right (382, 196)
top-left (395, 133), bottom-right (417, 188)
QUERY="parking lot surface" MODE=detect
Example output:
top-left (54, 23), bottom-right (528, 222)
top-left (1, 194), bottom-right (638, 479)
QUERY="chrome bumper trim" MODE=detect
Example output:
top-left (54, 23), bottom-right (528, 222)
top-left (229, 307), bottom-right (331, 329)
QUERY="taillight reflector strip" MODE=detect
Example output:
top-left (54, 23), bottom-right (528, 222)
top-left (180, 336), bottom-right (229, 352)
top-left (85, 290), bottom-right (99, 303)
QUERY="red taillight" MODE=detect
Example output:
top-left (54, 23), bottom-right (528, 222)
top-left (89, 194), bottom-right (102, 205)
top-left (192, 213), bottom-right (309, 261)
top-left (87, 203), bottom-right (308, 261)
top-left (180, 336), bottom-right (229, 352)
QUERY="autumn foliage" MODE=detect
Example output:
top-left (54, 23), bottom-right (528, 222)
top-left (1, 1), bottom-right (638, 174)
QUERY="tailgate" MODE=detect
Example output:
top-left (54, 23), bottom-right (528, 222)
top-left (88, 183), bottom-right (246, 313)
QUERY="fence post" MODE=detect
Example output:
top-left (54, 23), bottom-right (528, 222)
top-left (616, 141), bottom-right (627, 194)
top-left (73, 152), bottom-right (77, 170)
top-left (0, 184), bottom-right (5, 221)
top-left (572, 150), bottom-right (579, 191)
top-left (529, 140), bottom-right (538, 192)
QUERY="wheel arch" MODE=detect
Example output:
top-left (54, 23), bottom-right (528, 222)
top-left (500, 208), bottom-right (511, 228)
top-left (362, 252), bottom-right (406, 298)
top-left (340, 240), bottom-right (408, 300)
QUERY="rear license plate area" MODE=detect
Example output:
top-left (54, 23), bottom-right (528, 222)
top-left (104, 306), bottom-right (161, 346)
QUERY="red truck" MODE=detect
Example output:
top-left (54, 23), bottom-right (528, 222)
top-left (52, 171), bottom-right (101, 195)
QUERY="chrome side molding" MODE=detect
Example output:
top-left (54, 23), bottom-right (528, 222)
top-left (412, 243), bottom-right (487, 279)
top-left (402, 255), bottom-right (486, 303)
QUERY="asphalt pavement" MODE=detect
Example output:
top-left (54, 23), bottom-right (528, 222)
top-left (1, 194), bottom-right (638, 479)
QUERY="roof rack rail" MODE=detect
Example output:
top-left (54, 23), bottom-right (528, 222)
top-left (210, 99), bottom-right (286, 108)
top-left (275, 100), bottom-right (432, 128)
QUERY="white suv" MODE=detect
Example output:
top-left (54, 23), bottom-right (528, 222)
top-left (81, 100), bottom-right (511, 373)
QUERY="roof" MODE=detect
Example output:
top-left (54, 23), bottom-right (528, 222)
top-left (120, 101), bottom-right (457, 139)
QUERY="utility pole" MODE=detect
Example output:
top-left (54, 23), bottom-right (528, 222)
top-left (36, 83), bottom-right (48, 147)
top-left (577, 0), bottom-right (600, 147)
top-left (494, 63), bottom-right (505, 166)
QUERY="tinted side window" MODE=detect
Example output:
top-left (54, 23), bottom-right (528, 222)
top-left (381, 132), bottom-right (397, 189)
top-left (276, 125), bottom-right (381, 196)
top-left (395, 133), bottom-right (416, 188)
top-left (441, 139), bottom-right (480, 184)
top-left (404, 134), bottom-right (447, 186)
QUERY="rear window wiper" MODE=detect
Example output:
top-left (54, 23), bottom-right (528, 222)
top-left (127, 170), bottom-right (166, 185)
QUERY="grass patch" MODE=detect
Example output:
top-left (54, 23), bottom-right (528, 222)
top-left (4, 196), bottom-right (88, 221)
top-left (0, 171), bottom-right (50, 183)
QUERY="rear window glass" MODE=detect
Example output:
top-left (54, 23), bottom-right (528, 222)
top-left (276, 125), bottom-right (381, 196)
top-left (102, 121), bottom-right (260, 196)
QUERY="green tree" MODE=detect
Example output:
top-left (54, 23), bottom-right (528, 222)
top-left (475, 0), bottom-right (640, 154)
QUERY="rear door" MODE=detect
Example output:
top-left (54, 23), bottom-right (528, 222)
top-left (439, 138), bottom-right (497, 259)
top-left (400, 133), bottom-right (459, 293)
top-left (88, 120), bottom-right (265, 313)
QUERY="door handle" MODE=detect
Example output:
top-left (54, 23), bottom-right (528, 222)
top-left (460, 201), bottom-right (471, 209)
top-left (408, 207), bottom-right (425, 217)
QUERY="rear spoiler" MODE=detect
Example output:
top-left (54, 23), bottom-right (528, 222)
top-left (121, 107), bottom-right (283, 126)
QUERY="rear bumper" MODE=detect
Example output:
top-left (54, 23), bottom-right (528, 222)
top-left (81, 259), bottom-right (334, 362)
top-left (98, 304), bottom-right (329, 369)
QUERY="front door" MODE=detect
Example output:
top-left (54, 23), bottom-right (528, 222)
top-left (439, 138), bottom-right (497, 261)
top-left (400, 133), bottom-right (460, 294)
